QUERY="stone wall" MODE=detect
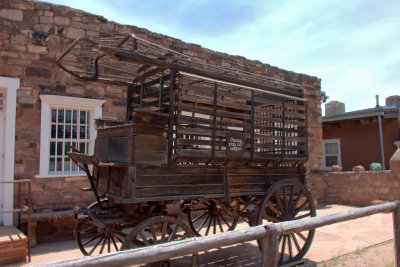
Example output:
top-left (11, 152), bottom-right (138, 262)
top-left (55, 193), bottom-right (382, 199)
top-left (1, 0), bottom-right (322, 225)
top-left (323, 170), bottom-right (399, 206)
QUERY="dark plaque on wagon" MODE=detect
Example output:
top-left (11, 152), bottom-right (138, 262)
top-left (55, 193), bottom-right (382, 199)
top-left (226, 133), bottom-right (245, 155)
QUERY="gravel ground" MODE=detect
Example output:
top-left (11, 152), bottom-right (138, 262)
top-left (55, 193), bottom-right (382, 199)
top-left (318, 239), bottom-right (395, 267)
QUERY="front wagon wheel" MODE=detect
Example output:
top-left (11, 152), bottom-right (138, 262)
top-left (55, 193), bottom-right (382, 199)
top-left (256, 179), bottom-right (316, 265)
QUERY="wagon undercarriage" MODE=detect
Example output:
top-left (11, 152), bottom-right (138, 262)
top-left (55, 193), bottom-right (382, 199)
top-left (57, 33), bottom-right (315, 265)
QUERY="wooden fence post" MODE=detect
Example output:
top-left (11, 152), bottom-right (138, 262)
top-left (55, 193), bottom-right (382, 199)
top-left (261, 224), bottom-right (278, 267)
top-left (393, 201), bottom-right (400, 267)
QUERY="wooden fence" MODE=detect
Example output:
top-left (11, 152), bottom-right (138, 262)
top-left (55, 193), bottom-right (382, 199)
top-left (40, 201), bottom-right (400, 267)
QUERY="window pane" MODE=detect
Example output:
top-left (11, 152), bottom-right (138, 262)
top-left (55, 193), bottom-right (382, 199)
top-left (65, 110), bottom-right (71, 123)
top-left (65, 125), bottom-right (71, 138)
top-left (80, 126), bottom-right (85, 139)
top-left (58, 109), bottom-right (64, 123)
top-left (49, 158), bottom-right (55, 172)
top-left (64, 157), bottom-right (70, 172)
top-left (73, 110), bottom-right (77, 124)
top-left (325, 142), bottom-right (338, 154)
top-left (71, 142), bottom-right (77, 152)
top-left (56, 157), bottom-right (62, 171)
top-left (50, 142), bottom-right (55, 156)
top-left (51, 125), bottom-right (56, 138)
top-left (51, 109), bottom-right (57, 123)
top-left (57, 125), bottom-right (64, 138)
top-left (72, 126), bottom-right (77, 139)
top-left (57, 142), bottom-right (63, 156)
top-left (79, 142), bottom-right (85, 153)
top-left (87, 127), bottom-right (90, 139)
top-left (80, 110), bottom-right (86, 124)
top-left (326, 156), bottom-right (338, 167)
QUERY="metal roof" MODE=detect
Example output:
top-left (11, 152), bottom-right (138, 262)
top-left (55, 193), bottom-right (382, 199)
top-left (323, 104), bottom-right (399, 123)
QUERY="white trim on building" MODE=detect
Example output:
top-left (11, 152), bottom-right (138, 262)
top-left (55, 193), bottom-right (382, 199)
top-left (38, 95), bottom-right (105, 178)
top-left (0, 76), bottom-right (19, 226)
top-left (322, 138), bottom-right (342, 171)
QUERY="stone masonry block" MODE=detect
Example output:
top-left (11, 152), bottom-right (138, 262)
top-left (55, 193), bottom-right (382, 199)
top-left (54, 16), bottom-right (70, 26)
top-left (0, 9), bottom-right (23, 21)
top-left (66, 27), bottom-right (85, 39)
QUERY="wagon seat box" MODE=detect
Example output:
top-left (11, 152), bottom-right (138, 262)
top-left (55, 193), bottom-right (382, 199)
top-left (94, 110), bottom-right (169, 199)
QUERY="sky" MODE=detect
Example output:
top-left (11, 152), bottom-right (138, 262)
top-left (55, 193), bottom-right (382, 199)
top-left (46, 0), bottom-right (400, 113)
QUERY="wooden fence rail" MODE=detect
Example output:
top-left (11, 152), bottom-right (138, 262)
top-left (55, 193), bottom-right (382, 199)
top-left (40, 201), bottom-right (400, 267)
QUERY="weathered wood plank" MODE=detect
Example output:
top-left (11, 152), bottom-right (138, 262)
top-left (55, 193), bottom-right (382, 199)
top-left (393, 202), bottom-right (400, 267)
top-left (261, 224), bottom-right (278, 267)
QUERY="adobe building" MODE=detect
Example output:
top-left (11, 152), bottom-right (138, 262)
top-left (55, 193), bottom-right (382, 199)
top-left (322, 96), bottom-right (400, 171)
top-left (0, 0), bottom-right (323, 242)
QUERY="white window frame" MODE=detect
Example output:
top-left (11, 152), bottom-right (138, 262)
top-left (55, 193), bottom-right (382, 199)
top-left (322, 138), bottom-right (342, 171)
top-left (38, 95), bottom-right (105, 178)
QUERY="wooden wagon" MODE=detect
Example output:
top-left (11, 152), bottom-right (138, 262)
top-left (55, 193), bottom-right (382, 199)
top-left (57, 33), bottom-right (316, 266)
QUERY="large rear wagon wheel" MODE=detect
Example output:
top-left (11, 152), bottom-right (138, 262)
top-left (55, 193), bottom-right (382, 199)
top-left (186, 199), bottom-right (239, 236)
top-left (256, 179), bottom-right (316, 266)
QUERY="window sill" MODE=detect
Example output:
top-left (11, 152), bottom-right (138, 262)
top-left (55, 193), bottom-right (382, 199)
top-left (35, 172), bottom-right (87, 179)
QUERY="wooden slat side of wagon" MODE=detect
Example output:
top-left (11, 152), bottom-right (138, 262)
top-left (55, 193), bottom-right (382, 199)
top-left (57, 33), bottom-right (315, 265)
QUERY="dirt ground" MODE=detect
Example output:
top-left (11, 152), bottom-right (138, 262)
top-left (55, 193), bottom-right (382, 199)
top-left (318, 239), bottom-right (395, 267)
top-left (6, 203), bottom-right (394, 266)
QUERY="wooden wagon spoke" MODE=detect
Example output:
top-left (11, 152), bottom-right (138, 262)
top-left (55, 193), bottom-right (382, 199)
top-left (280, 235), bottom-right (287, 263)
top-left (167, 223), bottom-right (180, 242)
top-left (296, 231), bottom-right (307, 242)
top-left (288, 185), bottom-right (294, 208)
top-left (205, 216), bottom-right (213, 236)
top-left (89, 236), bottom-right (104, 255)
top-left (291, 233), bottom-right (301, 252)
top-left (99, 237), bottom-right (107, 254)
top-left (263, 214), bottom-right (281, 223)
top-left (282, 186), bottom-right (288, 214)
top-left (291, 192), bottom-right (303, 214)
top-left (107, 237), bottom-right (111, 253)
top-left (213, 216), bottom-right (217, 235)
top-left (219, 213), bottom-right (232, 228)
top-left (160, 221), bottom-right (168, 243)
top-left (192, 211), bottom-right (208, 223)
top-left (82, 234), bottom-right (102, 247)
top-left (216, 215), bottom-right (224, 232)
top-left (294, 199), bottom-right (310, 217)
top-left (295, 212), bottom-right (312, 220)
top-left (267, 202), bottom-right (282, 218)
top-left (273, 192), bottom-right (285, 216)
top-left (287, 235), bottom-right (293, 259)
top-left (198, 213), bottom-right (211, 232)
top-left (150, 224), bottom-right (158, 243)
top-left (111, 236), bottom-right (119, 251)
top-left (138, 231), bottom-right (150, 246)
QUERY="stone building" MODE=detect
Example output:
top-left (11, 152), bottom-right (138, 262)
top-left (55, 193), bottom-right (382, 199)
top-left (0, 0), bottom-right (323, 240)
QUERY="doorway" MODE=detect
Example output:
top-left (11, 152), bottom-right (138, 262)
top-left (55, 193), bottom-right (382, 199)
top-left (0, 77), bottom-right (19, 226)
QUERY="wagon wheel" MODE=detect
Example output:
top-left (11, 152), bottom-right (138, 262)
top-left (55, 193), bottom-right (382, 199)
top-left (186, 199), bottom-right (239, 236)
top-left (256, 179), bottom-right (316, 266)
top-left (75, 220), bottom-right (127, 256)
top-left (75, 198), bottom-right (125, 256)
top-left (121, 216), bottom-right (196, 266)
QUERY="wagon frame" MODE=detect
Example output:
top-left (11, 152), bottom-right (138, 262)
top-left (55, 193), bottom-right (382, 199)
top-left (57, 33), bottom-right (316, 266)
